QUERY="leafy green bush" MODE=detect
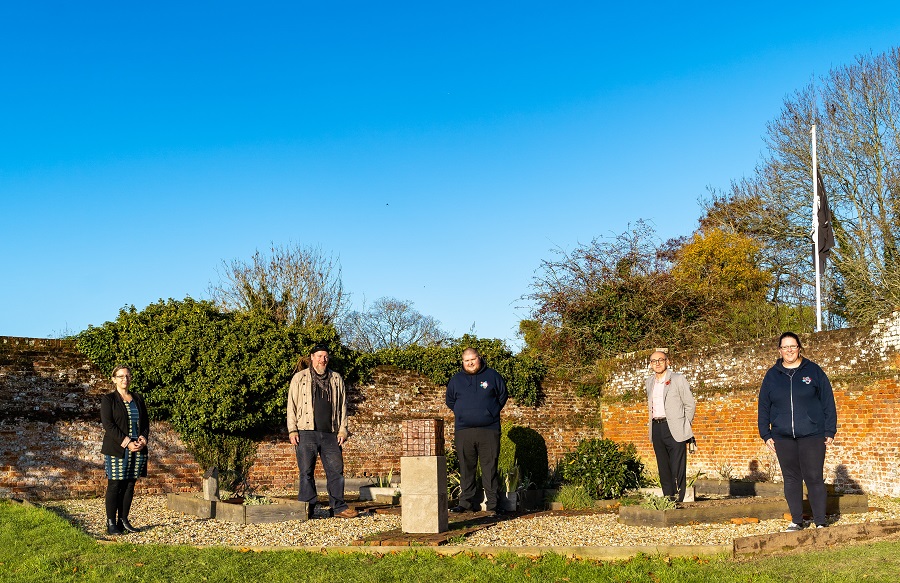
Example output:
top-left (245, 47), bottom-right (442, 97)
top-left (498, 423), bottom-right (549, 489)
top-left (76, 298), bottom-right (362, 439)
top-left (372, 335), bottom-right (545, 406)
top-left (560, 438), bottom-right (644, 499)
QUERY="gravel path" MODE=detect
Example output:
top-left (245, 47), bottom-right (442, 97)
top-left (43, 493), bottom-right (900, 549)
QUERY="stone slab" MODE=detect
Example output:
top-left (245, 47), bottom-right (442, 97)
top-left (619, 494), bottom-right (868, 527)
top-left (400, 456), bottom-right (447, 495)
top-left (359, 486), bottom-right (401, 504)
top-left (402, 493), bottom-right (448, 533)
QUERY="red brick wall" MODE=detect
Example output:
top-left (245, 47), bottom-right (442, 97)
top-left (3, 313), bottom-right (900, 500)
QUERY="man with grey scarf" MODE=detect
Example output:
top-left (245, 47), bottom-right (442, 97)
top-left (287, 344), bottom-right (358, 518)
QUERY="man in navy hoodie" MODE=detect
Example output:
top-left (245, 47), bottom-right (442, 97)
top-left (446, 347), bottom-right (508, 516)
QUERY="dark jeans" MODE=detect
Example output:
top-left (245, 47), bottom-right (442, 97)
top-left (652, 420), bottom-right (688, 501)
top-left (774, 435), bottom-right (828, 526)
top-left (294, 430), bottom-right (347, 513)
top-left (456, 427), bottom-right (501, 511)
top-left (105, 479), bottom-right (136, 521)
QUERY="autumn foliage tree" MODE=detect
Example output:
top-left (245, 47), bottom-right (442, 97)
top-left (525, 222), bottom-right (786, 389)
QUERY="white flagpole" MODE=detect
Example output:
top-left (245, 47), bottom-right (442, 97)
top-left (811, 125), bottom-right (822, 332)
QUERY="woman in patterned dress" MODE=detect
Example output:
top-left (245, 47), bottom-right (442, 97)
top-left (100, 365), bottom-right (149, 535)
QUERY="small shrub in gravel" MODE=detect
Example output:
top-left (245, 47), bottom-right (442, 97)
top-left (550, 484), bottom-right (595, 509)
top-left (561, 438), bottom-right (644, 499)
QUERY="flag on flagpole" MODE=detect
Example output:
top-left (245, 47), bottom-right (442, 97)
top-left (813, 170), bottom-right (835, 273)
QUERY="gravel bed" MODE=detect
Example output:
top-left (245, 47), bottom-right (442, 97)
top-left (43, 494), bottom-right (900, 549)
top-left (44, 493), bottom-right (401, 547)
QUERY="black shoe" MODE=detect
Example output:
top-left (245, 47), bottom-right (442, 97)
top-left (449, 505), bottom-right (469, 513)
top-left (107, 519), bottom-right (124, 535)
top-left (306, 503), bottom-right (317, 520)
top-left (120, 518), bottom-right (140, 533)
top-left (488, 508), bottom-right (504, 518)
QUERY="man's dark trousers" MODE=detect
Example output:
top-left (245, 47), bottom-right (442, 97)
top-left (456, 426), bottom-right (501, 511)
top-left (652, 419), bottom-right (687, 502)
top-left (294, 430), bottom-right (348, 513)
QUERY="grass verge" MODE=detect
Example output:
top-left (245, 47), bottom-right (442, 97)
top-left (3, 499), bottom-right (900, 582)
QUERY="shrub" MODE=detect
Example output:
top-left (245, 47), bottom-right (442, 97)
top-left (76, 298), bottom-right (362, 439)
top-left (187, 434), bottom-right (258, 492)
top-left (498, 423), bottom-right (549, 489)
top-left (372, 335), bottom-right (545, 406)
top-left (549, 484), bottom-right (594, 509)
top-left (560, 438), bottom-right (644, 499)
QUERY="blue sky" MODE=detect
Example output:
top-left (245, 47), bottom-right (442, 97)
top-left (3, 2), bottom-right (900, 346)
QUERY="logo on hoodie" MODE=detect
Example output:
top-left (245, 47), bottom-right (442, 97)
top-left (802, 377), bottom-right (812, 385)
top-left (480, 381), bottom-right (489, 389)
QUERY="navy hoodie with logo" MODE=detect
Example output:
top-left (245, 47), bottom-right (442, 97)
top-left (445, 360), bottom-right (508, 431)
top-left (758, 358), bottom-right (837, 441)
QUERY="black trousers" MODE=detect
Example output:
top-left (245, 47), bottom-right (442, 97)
top-left (105, 479), bottom-right (137, 521)
top-left (651, 420), bottom-right (688, 501)
top-left (455, 427), bottom-right (501, 511)
top-left (294, 430), bottom-right (348, 513)
top-left (774, 435), bottom-right (828, 526)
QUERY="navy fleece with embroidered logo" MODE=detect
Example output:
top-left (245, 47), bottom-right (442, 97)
top-left (445, 362), bottom-right (508, 431)
top-left (758, 358), bottom-right (837, 441)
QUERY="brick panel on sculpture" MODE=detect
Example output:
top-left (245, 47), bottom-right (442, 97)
top-left (401, 418), bottom-right (444, 457)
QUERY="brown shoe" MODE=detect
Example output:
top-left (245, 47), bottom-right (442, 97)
top-left (335, 507), bottom-right (359, 518)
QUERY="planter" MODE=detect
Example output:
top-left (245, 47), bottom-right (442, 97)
top-left (500, 491), bottom-right (521, 512)
top-left (638, 486), bottom-right (695, 502)
top-left (166, 493), bottom-right (309, 524)
top-left (214, 497), bottom-right (309, 524)
top-left (359, 485), bottom-right (401, 504)
top-left (694, 479), bottom-right (842, 498)
top-left (520, 489), bottom-right (545, 511)
top-left (619, 493), bottom-right (869, 527)
top-left (167, 493), bottom-right (213, 519)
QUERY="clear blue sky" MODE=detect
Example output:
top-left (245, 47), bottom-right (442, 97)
top-left (3, 1), bottom-right (900, 346)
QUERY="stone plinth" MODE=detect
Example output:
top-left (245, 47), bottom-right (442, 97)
top-left (401, 419), bottom-right (445, 456)
top-left (400, 455), bottom-right (448, 533)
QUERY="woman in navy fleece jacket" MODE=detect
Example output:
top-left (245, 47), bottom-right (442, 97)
top-left (758, 332), bottom-right (837, 531)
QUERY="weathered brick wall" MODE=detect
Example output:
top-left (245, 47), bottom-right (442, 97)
top-left (3, 312), bottom-right (900, 500)
top-left (600, 318), bottom-right (900, 497)
top-left (0, 337), bottom-right (200, 499)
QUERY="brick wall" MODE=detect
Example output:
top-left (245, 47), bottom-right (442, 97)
top-left (2, 313), bottom-right (900, 500)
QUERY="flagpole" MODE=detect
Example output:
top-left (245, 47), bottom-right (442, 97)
top-left (811, 125), bottom-right (822, 332)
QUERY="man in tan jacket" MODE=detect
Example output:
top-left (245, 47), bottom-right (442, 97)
top-left (287, 344), bottom-right (358, 518)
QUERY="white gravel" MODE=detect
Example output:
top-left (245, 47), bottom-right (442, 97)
top-left (43, 494), bottom-right (900, 548)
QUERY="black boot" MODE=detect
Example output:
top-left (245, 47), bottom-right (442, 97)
top-left (120, 517), bottom-right (140, 533)
top-left (107, 519), bottom-right (123, 535)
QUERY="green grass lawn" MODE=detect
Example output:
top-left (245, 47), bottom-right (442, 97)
top-left (2, 499), bottom-right (899, 583)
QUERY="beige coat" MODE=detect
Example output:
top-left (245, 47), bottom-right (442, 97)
top-left (645, 370), bottom-right (695, 443)
top-left (287, 368), bottom-right (349, 439)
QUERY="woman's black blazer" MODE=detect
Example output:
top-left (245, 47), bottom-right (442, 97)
top-left (100, 391), bottom-right (150, 464)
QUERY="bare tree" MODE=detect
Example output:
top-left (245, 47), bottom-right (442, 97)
top-left (208, 243), bottom-right (348, 326)
top-left (704, 48), bottom-right (900, 325)
top-left (341, 297), bottom-right (446, 352)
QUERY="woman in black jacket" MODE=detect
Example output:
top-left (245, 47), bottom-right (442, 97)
top-left (100, 365), bottom-right (149, 535)
top-left (758, 332), bottom-right (837, 532)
